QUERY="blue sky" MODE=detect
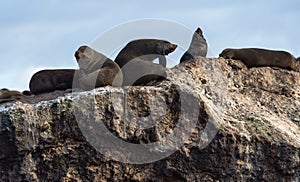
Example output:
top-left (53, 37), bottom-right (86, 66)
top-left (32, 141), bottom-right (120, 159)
top-left (1, 0), bottom-right (300, 91)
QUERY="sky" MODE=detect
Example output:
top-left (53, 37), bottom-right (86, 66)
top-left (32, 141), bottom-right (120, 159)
top-left (1, 0), bottom-right (300, 91)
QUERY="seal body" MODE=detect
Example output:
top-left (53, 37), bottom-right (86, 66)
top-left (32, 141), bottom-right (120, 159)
top-left (0, 88), bottom-right (24, 103)
top-left (114, 39), bottom-right (177, 68)
top-left (219, 48), bottom-right (296, 70)
top-left (180, 27), bottom-right (208, 63)
top-left (120, 59), bottom-right (167, 86)
top-left (295, 57), bottom-right (300, 71)
top-left (29, 69), bottom-right (76, 95)
top-left (75, 46), bottom-right (122, 90)
top-left (114, 39), bottom-right (176, 86)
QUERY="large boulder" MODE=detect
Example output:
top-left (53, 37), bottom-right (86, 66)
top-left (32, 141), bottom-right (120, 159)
top-left (0, 57), bottom-right (299, 181)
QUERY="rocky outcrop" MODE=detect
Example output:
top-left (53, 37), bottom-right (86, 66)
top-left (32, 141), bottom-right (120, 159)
top-left (0, 57), bottom-right (299, 181)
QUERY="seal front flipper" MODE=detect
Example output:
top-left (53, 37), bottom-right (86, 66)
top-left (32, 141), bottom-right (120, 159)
top-left (158, 50), bottom-right (167, 67)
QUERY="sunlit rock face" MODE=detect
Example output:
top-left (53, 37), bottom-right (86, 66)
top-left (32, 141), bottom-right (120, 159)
top-left (0, 57), bottom-right (299, 181)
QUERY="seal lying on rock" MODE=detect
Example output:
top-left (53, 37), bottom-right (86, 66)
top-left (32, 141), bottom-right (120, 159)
top-left (219, 48), bottom-right (296, 71)
top-left (114, 39), bottom-right (176, 86)
top-left (114, 39), bottom-right (177, 68)
top-left (75, 45), bottom-right (123, 90)
top-left (29, 69), bottom-right (77, 95)
top-left (180, 27), bottom-right (208, 63)
top-left (0, 88), bottom-right (26, 103)
top-left (120, 59), bottom-right (167, 86)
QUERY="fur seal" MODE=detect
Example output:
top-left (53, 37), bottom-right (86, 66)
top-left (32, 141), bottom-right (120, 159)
top-left (295, 57), bottom-right (300, 71)
top-left (0, 88), bottom-right (24, 103)
top-left (219, 48), bottom-right (296, 70)
top-left (74, 45), bottom-right (122, 90)
top-left (180, 27), bottom-right (208, 63)
top-left (120, 59), bottom-right (167, 86)
top-left (29, 69), bottom-right (77, 95)
top-left (114, 39), bottom-right (177, 68)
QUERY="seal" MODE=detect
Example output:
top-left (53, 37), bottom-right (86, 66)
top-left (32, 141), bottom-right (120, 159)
top-left (29, 69), bottom-right (76, 95)
top-left (114, 39), bottom-right (177, 68)
top-left (120, 59), bottom-right (167, 86)
top-left (180, 27), bottom-right (208, 63)
top-left (74, 45), bottom-right (123, 90)
top-left (219, 48), bottom-right (296, 70)
top-left (295, 57), bottom-right (300, 71)
top-left (0, 88), bottom-right (24, 103)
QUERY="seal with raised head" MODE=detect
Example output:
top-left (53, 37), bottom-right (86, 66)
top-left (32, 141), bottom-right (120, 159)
top-left (180, 27), bottom-right (208, 63)
top-left (0, 88), bottom-right (25, 103)
top-left (75, 45), bottom-right (123, 90)
top-left (114, 39), bottom-right (177, 68)
top-left (219, 48), bottom-right (296, 70)
top-left (29, 69), bottom-right (77, 95)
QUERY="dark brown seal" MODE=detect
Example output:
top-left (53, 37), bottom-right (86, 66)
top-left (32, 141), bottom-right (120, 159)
top-left (114, 39), bottom-right (177, 68)
top-left (219, 48), bottom-right (296, 70)
top-left (0, 88), bottom-right (24, 103)
top-left (120, 59), bottom-right (167, 86)
top-left (29, 69), bottom-right (76, 95)
top-left (75, 45), bottom-right (122, 90)
top-left (295, 57), bottom-right (300, 71)
top-left (180, 27), bottom-right (208, 63)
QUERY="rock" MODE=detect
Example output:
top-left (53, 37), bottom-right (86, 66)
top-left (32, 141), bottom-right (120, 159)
top-left (0, 57), bottom-right (299, 181)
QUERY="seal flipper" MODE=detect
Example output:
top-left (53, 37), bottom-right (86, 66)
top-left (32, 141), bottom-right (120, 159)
top-left (158, 50), bottom-right (167, 67)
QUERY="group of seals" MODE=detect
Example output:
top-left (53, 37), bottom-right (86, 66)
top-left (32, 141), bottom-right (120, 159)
top-left (4, 26), bottom-right (298, 101)
top-left (219, 48), bottom-right (296, 71)
top-left (0, 88), bottom-right (31, 103)
top-left (28, 39), bottom-right (177, 95)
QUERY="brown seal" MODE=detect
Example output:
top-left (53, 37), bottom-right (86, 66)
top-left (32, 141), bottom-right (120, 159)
top-left (29, 69), bottom-right (77, 95)
top-left (180, 27), bottom-right (208, 63)
top-left (114, 39), bottom-right (177, 68)
top-left (74, 45), bottom-right (122, 90)
top-left (0, 88), bottom-right (24, 103)
top-left (295, 57), bottom-right (300, 71)
top-left (120, 59), bottom-right (167, 86)
top-left (219, 48), bottom-right (296, 70)
top-left (114, 39), bottom-right (176, 86)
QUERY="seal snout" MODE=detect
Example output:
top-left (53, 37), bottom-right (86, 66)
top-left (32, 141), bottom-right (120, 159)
top-left (167, 44), bottom-right (177, 54)
top-left (74, 51), bottom-right (81, 60)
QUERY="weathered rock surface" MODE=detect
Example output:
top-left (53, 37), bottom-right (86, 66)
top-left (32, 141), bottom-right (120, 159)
top-left (0, 57), bottom-right (299, 181)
